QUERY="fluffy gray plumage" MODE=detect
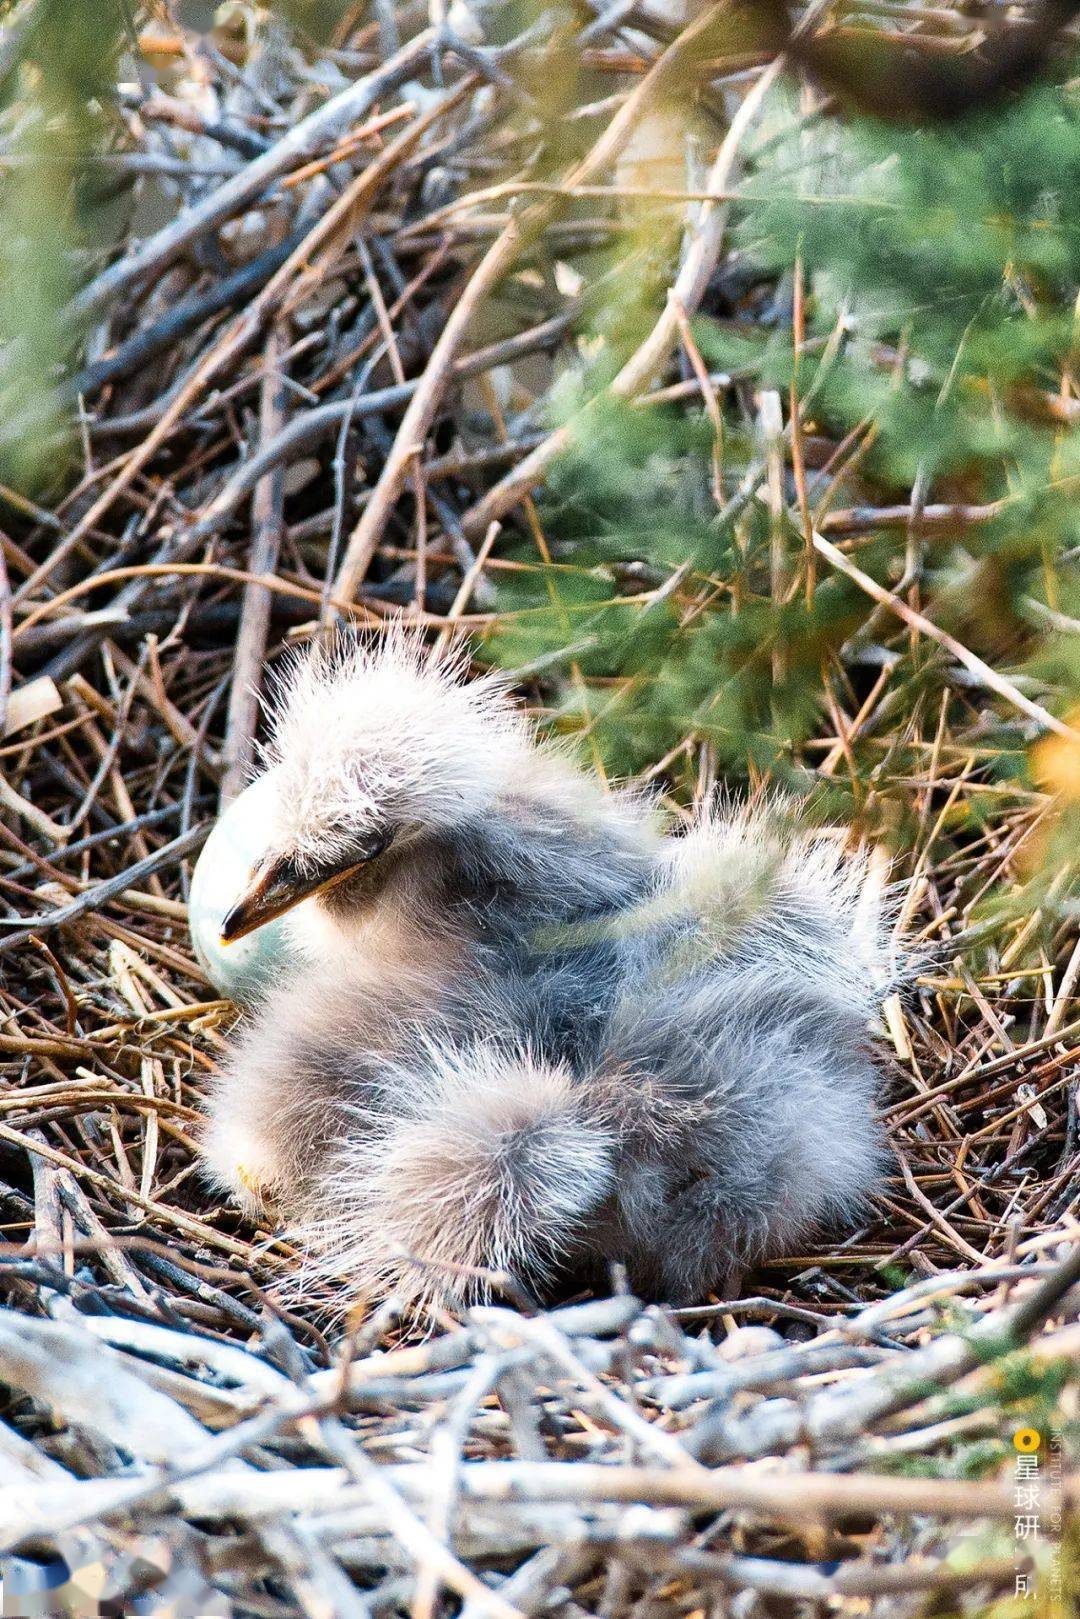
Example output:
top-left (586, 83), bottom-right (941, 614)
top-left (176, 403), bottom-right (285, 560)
top-left (201, 634), bottom-right (901, 1311)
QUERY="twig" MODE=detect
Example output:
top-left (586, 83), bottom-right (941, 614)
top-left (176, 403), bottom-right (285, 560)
top-left (220, 328), bottom-right (287, 806)
top-left (812, 529), bottom-right (1079, 740)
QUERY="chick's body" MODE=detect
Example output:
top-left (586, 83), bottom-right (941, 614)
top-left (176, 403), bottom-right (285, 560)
top-left (202, 637), bottom-right (897, 1310)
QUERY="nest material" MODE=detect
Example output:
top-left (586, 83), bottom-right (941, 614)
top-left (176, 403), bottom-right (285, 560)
top-left (0, 4), bottom-right (1077, 1615)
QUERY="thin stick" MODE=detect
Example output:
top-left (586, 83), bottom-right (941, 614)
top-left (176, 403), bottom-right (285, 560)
top-left (220, 329), bottom-right (287, 807)
top-left (811, 528), bottom-right (1079, 741)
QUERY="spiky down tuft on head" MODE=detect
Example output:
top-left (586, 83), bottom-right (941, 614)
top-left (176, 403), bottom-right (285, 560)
top-left (259, 630), bottom-right (530, 878)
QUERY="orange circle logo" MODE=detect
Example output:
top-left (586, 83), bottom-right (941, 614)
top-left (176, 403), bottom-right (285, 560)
top-left (1013, 1429), bottom-right (1041, 1453)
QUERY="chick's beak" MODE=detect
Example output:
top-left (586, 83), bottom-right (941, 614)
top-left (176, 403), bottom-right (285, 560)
top-left (220, 830), bottom-right (392, 944)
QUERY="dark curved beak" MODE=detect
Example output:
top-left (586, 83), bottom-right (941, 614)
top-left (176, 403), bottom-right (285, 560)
top-left (220, 830), bottom-right (392, 944)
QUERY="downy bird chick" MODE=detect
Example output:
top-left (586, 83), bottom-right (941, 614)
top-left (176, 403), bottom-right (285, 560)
top-left (201, 634), bottom-right (899, 1310)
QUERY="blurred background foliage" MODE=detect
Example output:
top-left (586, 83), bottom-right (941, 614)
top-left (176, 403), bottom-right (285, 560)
top-left (489, 72), bottom-right (1080, 871)
top-left (0, 0), bottom-right (128, 483)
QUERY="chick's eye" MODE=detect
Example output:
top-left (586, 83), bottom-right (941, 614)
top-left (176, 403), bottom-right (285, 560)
top-left (332, 824), bottom-right (395, 867)
top-left (360, 825), bottom-right (394, 862)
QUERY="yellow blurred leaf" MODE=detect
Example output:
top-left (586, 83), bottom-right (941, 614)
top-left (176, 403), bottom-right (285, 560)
top-left (1031, 712), bottom-right (1080, 800)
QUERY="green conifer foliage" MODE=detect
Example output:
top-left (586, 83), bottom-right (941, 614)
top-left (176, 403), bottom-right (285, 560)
top-left (485, 77), bottom-right (1080, 863)
top-left (0, 0), bottom-right (127, 485)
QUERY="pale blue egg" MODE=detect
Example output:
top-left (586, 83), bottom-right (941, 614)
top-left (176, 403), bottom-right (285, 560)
top-left (189, 773), bottom-right (301, 1002)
